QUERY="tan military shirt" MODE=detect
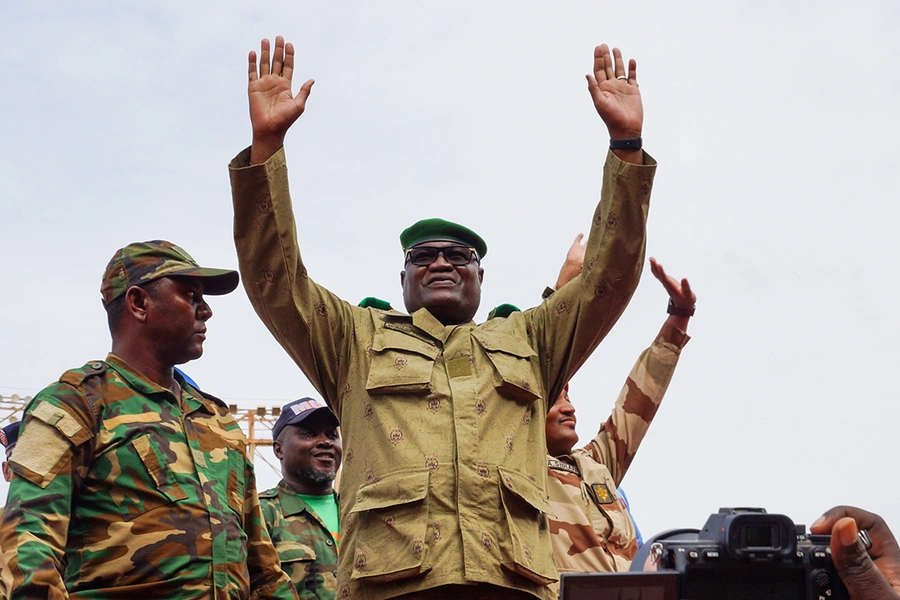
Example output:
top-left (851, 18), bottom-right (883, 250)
top-left (230, 147), bottom-right (656, 600)
top-left (547, 323), bottom-right (689, 588)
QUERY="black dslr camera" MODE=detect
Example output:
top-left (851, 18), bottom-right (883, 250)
top-left (631, 507), bottom-right (849, 600)
top-left (559, 507), bottom-right (849, 600)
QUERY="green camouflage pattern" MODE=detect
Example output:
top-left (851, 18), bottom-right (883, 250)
top-left (259, 481), bottom-right (339, 599)
top-left (100, 239), bottom-right (239, 306)
top-left (230, 146), bottom-right (656, 600)
top-left (0, 354), bottom-right (298, 600)
top-left (547, 322), bottom-right (689, 584)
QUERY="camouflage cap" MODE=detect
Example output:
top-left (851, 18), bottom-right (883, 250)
top-left (101, 240), bottom-right (239, 307)
top-left (400, 218), bottom-right (488, 259)
top-left (273, 398), bottom-right (339, 441)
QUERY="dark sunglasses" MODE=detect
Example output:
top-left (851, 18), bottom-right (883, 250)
top-left (405, 245), bottom-right (479, 267)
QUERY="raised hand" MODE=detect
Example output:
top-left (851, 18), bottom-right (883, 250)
top-left (585, 44), bottom-right (643, 142)
top-left (649, 257), bottom-right (695, 312)
top-left (248, 36), bottom-right (315, 164)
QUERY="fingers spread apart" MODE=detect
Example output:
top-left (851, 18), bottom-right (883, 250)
top-left (250, 36), bottom-right (297, 81)
top-left (588, 44), bottom-right (638, 86)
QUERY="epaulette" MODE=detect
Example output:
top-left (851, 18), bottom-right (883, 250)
top-left (194, 389), bottom-right (230, 411)
top-left (259, 487), bottom-right (279, 499)
top-left (58, 360), bottom-right (108, 388)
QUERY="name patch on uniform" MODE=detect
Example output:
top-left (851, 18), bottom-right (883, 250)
top-left (384, 322), bottom-right (434, 345)
top-left (589, 482), bottom-right (615, 505)
top-left (547, 458), bottom-right (579, 475)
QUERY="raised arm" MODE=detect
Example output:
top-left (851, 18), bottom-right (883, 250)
top-left (526, 44), bottom-right (656, 405)
top-left (231, 37), bottom-right (357, 410)
top-left (585, 260), bottom-right (693, 483)
top-left (248, 36), bottom-right (315, 164)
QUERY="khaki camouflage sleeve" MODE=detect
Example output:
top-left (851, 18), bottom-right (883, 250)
top-left (242, 459), bottom-right (299, 600)
top-left (1, 390), bottom-right (95, 599)
top-left (527, 150), bottom-right (657, 405)
top-left (230, 147), bottom-right (359, 414)
top-left (587, 321), bottom-right (689, 484)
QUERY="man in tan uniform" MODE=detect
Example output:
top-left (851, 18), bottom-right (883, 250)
top-left (230, 36), bottom-right (656, 600)
top-left (543, 238), bottom-right (694, 583)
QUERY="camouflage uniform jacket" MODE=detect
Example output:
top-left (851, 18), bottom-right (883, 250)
top-left (0, 354), bottom-right (298, 600)
top-left (547, 323), bottom-right (689, 584)
top-left (230, 147), bottom-right (656, 600)
top-left (259, 481), bottom-right (339, 599)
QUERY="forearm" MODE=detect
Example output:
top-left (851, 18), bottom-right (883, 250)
top-left (230, 147), bottom-right (352, 409)
top-left (535, 150), bottom-right (657, 402)
top-left (588, 325), bottom-right (688, 483)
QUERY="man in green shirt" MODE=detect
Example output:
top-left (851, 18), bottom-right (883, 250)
top-left (260, 398), bottom-right (341, 600)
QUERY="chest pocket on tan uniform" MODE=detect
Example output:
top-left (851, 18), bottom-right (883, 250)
top-left (366, 328), bottom-right (439, 395)
top-left (473, 330), bottom-right (542, 404)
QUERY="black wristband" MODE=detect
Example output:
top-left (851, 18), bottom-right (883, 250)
top-left (667, 298), bottom-right (695, 318)
top-left (609, 136), bottom-right (642, 150)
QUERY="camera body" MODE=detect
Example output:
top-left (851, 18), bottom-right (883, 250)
top-left (630, 508), bottom-right (849, 600)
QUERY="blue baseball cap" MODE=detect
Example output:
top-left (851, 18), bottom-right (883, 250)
top-left (273, 398), bottom-right (339, 441)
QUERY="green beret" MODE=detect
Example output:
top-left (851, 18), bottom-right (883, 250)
top-left (400, 218), bottom-right (487, 260)
top-left (487, 303), bottom-right (521, 320)
top-left (358, 297), bottom-right (393, 310)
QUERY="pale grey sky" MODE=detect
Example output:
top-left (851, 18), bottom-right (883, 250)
top-left (2, 0), bottom-right (899, 542)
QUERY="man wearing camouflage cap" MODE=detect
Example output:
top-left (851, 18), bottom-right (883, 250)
top-left (260, 398), bottom-right (342, 599)
top-left (230, 37), bottom-right (656, 600)
top-left (0, 241), bottom-right (298, 599)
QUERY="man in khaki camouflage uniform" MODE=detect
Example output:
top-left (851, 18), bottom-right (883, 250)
top-left (230, 36), bottom-right (656, 600)
top-left (543, 239), bottom-right (695, 586)
top-left (260, 398), bottom-right (341, 599)
top-left (0, 241), bottom-right (298, 600)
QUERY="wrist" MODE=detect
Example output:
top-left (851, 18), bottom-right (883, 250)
top-left (609, 136), bottom-right (642, 151)
top-left (667, 298), bottom-right (695, 318)
top-left (249, 134), bottom-right (285, 165)
top-left (608, 127), bottom-right (642, 141)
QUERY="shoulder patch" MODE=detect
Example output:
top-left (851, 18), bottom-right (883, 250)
top-left (12, 402), bottom-right (90, 488)
top-left (30, 402), bottom-right (91, 445)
